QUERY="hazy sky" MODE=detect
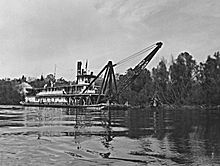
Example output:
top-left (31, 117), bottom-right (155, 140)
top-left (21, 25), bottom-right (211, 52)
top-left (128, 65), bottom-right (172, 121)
top-left (0, 0), bottom-right (219, 80)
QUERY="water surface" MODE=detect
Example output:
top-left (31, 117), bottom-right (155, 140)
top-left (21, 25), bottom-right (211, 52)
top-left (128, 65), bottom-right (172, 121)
top-left (0, 106), bottom-right (220, 165)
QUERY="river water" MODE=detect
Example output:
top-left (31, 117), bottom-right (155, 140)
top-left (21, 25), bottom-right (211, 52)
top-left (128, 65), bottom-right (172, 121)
top-left (0, 106), bottom-right (220, 165)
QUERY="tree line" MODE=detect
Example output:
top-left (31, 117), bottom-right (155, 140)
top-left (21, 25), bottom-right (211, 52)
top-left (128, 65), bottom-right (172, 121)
top-left (118, 51), bottom-right (220, 106)
top-left (0, 51), bottom-right (219, 106)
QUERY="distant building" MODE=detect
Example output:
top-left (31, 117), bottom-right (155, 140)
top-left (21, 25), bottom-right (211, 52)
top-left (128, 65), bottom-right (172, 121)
top-left (18, 82), bottom-right (33, 94)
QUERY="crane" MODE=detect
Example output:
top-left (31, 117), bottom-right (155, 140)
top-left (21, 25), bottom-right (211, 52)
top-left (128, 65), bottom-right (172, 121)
top-left (82, 42), bottom-right (163, 104)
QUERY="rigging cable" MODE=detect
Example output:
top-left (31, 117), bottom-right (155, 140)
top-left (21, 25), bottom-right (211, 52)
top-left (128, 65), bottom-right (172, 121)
top-left (113, 43), bottom-right (157, 87)
top-left (115, 43), bottom-right (156, 67)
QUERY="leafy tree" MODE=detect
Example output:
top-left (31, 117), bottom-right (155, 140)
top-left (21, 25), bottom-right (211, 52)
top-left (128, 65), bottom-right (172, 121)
top-left (152, 58), bottom-right (169, 103)
top-left (29, 79), bottom-right (47, 88)
top-left (198, 52), bottom-right (220, 105)
top-left (169, 52), bottom-right (196, 104)
top-left (119, 68), bottom-right (153, 106)
top-left (0, 80), bottom-right (23, 105)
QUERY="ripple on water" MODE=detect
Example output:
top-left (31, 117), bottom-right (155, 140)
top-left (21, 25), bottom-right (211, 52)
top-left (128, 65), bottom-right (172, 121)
top-left (0, 106), bottom-right (220, 165)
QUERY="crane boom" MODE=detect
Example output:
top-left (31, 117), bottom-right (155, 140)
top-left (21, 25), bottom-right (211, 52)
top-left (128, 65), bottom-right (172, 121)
top-left (117, 42), bottom-right (163, 95)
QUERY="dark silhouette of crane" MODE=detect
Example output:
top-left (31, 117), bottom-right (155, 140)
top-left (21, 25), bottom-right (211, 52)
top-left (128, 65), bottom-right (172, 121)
top-left (82, 42), bottom-right (163, 104)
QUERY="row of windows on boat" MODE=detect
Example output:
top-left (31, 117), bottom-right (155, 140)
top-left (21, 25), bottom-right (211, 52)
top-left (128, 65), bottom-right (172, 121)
top-left (29, 96), bottom-right (97, 105)
top-left (28, 86), bottom-right (97, 94)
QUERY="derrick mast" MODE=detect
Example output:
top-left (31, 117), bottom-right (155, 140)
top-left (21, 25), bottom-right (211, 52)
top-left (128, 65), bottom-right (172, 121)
top-left (82, 42), bottom-right (163, 104)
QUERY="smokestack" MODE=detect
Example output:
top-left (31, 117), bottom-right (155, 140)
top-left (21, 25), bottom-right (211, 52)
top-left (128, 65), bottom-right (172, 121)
top-left (77, 61), bottom-right (82, 76)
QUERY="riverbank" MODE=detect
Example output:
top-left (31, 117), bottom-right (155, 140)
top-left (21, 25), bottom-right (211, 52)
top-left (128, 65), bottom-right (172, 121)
top-left (130, 104), bottom-right (220, 112)
top-left (0, 104), bottom-right (219, 112)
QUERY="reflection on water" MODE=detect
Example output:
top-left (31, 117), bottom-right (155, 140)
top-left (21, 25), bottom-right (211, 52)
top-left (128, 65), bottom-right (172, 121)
top-left (0, 106), bottom-right (220, 165)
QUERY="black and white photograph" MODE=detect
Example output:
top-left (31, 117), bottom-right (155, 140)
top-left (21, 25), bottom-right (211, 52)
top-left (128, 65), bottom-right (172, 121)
top-left (0, 0), bottom-right (219, 165)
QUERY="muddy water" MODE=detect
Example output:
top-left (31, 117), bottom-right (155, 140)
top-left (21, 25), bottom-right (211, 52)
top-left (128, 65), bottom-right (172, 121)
top-left (0, 106), bottom-right (220, 165)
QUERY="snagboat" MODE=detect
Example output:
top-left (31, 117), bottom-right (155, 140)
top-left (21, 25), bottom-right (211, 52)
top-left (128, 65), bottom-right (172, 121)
top-left (21, 42), bottom-right (163, 110)
top-left (21, 61), bottom-right (108, 110)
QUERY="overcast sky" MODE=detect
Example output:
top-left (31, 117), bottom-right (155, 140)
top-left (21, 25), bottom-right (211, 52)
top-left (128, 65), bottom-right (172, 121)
top-left (0, 0), bottom-right (219, 80)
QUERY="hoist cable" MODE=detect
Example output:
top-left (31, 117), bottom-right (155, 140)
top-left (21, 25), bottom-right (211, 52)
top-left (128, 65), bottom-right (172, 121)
top-left (115, 44), bottom-right (156, 67)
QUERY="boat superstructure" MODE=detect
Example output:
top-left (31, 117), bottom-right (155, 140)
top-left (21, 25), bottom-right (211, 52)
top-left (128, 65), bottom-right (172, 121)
top-left (22, 61), bottom-right (106, 108)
